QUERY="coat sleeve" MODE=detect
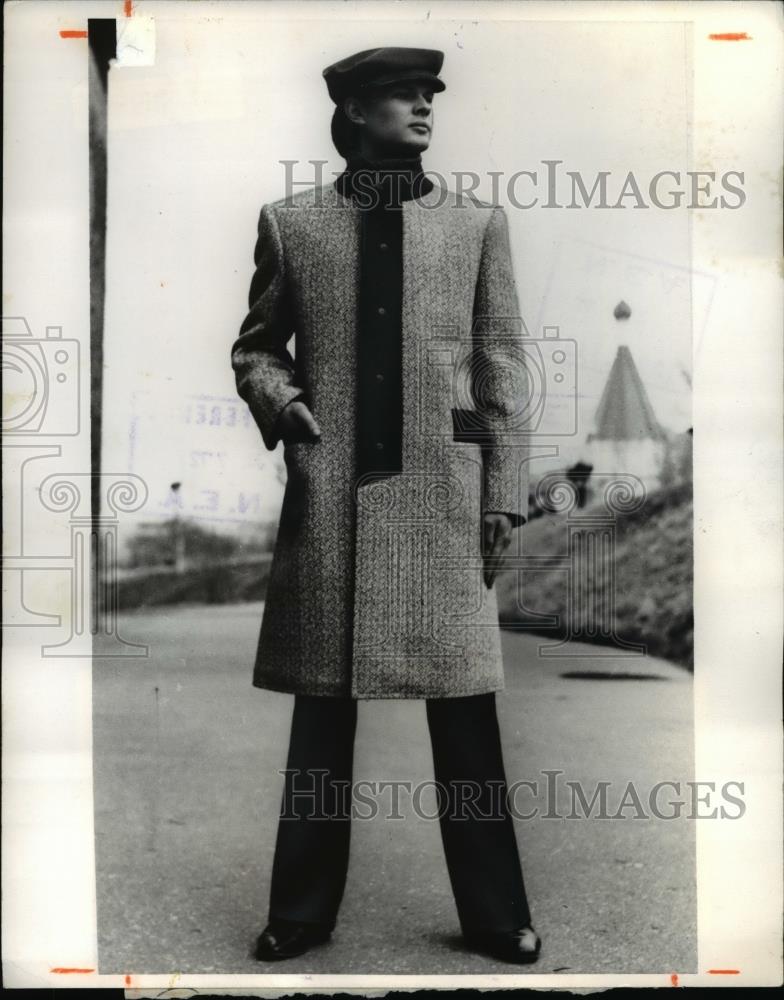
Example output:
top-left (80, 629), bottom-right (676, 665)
top-left (231, 203), bottom-right (305, 450)
top-left (472, 205), bottom-right (530, 526)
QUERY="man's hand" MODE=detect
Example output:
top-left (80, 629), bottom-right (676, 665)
top-left (277, 400), bottom-right (322, 444)
top-left (483, 512), bottom-right (515, 589)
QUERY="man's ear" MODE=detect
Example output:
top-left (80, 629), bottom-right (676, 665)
top-left (343, 96), bottom-right (366, 126)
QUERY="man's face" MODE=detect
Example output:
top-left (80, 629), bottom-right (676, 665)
top-left (345, 81), bottom-right (435, 156)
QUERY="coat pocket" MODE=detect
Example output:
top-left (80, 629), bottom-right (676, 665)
top-left (451, 408), bottom-right (492, 445)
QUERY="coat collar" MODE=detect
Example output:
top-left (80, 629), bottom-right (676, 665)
top-left (334, 155), bottom-right (434, 208)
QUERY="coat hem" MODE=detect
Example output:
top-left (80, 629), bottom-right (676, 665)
top-left (252, 677), bottom-right (352, 698)
top-left (252, 676), bottom-right (506, 700)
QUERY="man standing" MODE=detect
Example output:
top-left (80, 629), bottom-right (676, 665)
top-left (231, 47), bottom-right (540, 965)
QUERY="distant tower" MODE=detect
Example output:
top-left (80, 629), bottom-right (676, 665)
top-left (586, 345), bottom-right (666, 496)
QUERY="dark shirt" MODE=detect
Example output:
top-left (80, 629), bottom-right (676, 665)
top-left (335, 157), bottom-right (433, 486)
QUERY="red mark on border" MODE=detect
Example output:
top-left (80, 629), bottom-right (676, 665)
top-left (670, 973), bottom-right (679, 986)
top-left (708, 33), bottom-right (751, 41)
top-left (124, 0), bottom-right (134, 16)
top-left (708, 969), bottom-right (740, 974)
top-left (59, 29), bottom-right (88, 38)
top-left (51, 968), bottom-right (95, 974)
top-left (125, 974), bottom-right (132, 985)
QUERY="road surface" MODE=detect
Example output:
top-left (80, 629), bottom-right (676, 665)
top-left (94, 602), bottom-right (696, 976)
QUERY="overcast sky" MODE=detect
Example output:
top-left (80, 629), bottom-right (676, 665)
top-left (101, 10), bottom-right (696, 531)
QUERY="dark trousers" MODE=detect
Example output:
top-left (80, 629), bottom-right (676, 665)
top-left (268, 692), bottom-right (532, 935)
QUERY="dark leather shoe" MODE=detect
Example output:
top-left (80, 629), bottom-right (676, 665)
top-left (254, 918), bottom-right (332, 961)
top-left (465, 925), bottom-right (542, 964)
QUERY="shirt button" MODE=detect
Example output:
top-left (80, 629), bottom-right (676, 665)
top-left (379, 242), bottom-right (389, 251)
top-left (377, 306), bottom-right (386, 316)
top-left (376, 373), bottom-right (384, 382)
top-left (376, 441), bottom-right (384, 450)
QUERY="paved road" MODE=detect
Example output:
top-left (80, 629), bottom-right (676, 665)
top-left (94, 602), bottom-right (696, 976)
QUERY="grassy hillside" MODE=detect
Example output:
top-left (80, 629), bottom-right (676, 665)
top-left (496, 481), bottom-right (693, 669)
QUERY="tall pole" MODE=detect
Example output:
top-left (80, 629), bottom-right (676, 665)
top-left (170, 482), bottom-right (186, 574)
top-left (87, 20), bottom-right (115, 616)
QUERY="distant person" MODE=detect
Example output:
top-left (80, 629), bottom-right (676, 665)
top-left (567, 461), bottom-right (593, 508)
top-left (231, 46), bottom-right (539, 965)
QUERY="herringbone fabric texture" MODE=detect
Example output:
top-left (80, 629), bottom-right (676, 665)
top-left (232, 182), bottom-right (530, 698)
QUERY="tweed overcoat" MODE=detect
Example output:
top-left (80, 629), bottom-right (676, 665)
top-left (231, 181), bottom-right (530, 699)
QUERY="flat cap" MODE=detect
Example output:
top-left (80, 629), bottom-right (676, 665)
top-left (323, 47), bottom-right (446, 104)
